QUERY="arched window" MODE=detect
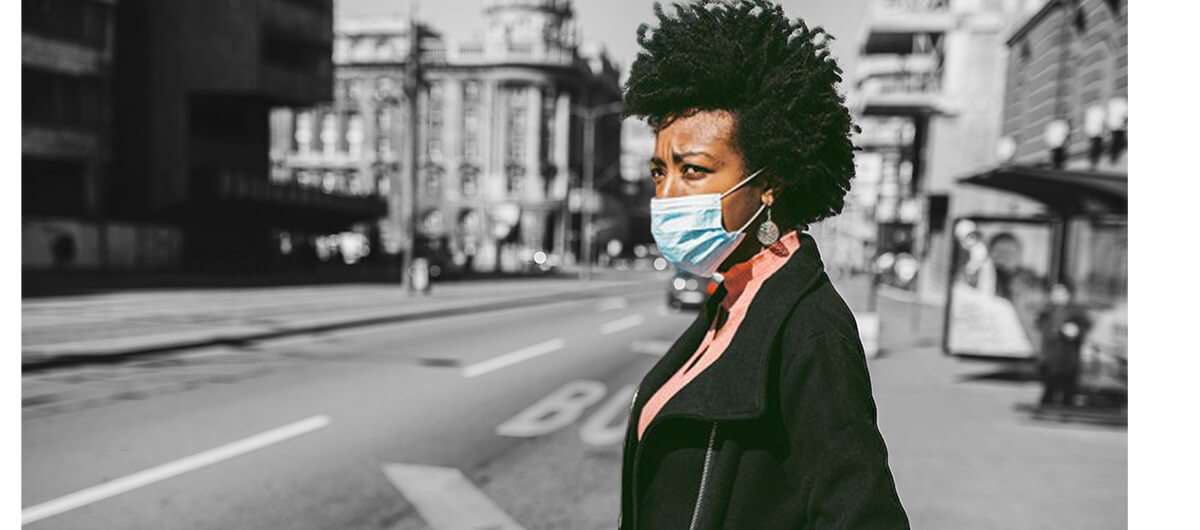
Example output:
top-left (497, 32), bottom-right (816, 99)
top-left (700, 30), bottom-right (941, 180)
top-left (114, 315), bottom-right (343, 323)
top-left (460, 163), bottom-right (480, 197)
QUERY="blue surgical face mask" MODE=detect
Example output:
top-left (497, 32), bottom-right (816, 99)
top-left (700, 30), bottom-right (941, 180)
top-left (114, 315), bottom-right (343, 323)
top-left (650, 168), bottom-right (767, 278)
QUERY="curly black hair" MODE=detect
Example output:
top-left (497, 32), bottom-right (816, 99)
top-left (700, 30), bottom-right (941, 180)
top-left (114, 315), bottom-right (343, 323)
top-left (623, 0), bottom-right (857, 226)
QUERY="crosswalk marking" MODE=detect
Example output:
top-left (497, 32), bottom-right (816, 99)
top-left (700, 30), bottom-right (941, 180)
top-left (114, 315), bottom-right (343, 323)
top-left (382, 463), bottom-right (524, 530)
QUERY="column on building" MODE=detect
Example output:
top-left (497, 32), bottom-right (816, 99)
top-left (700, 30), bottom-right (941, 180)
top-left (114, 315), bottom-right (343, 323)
top-left (522, 82), bottom-right (545, 252)
top-left (441, 76), bottom-right (463, 254)
top-left (553, 86), bottom-right (571, 260)
top-left (475, 77), bottom-right (500, 272)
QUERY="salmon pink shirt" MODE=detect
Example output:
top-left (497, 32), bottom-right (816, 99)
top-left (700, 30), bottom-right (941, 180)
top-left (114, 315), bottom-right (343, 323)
top-left (637, 230), bottom-right (802, 440)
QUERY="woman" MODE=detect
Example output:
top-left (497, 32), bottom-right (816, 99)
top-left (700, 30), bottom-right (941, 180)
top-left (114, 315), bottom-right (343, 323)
top-left (619, 1), bottom-right (910, 528)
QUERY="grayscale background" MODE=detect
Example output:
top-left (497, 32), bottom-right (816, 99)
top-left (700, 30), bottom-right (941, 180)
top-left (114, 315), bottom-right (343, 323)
top-left (21, 0), bottom-right (1127, 528)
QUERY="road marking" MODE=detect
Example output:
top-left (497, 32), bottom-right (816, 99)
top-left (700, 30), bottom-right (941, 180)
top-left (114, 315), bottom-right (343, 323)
top-left (496, 380), bottom-right (607, 438)
top-left (382, 463), bottom-right (524, 530)
top-left (462, 338), bottom-right (565, 378)
top-left (580, 385), bottom-right (636, 446)
top-left (630, 339), bottom-right (673, 356)
top-left (600, 314), bottom-right (645, 335)
top-left (595, 297), bottom-right (629, 312)
top-left (21, 415), bottom-right (331, 526)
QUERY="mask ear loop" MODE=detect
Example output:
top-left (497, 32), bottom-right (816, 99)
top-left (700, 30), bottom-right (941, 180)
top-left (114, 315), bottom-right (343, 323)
top-left (733, 201), bottom-right (767, 234)
top-left (720, 167), bottom-right (768, 234)
top-left (718, 167), bottom-right (767, 200)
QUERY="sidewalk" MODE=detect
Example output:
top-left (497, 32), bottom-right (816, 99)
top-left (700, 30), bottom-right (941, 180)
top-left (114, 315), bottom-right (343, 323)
top-left (873, 344), bottom-right (1126, 529)
top-left (22, 274), bottom-right (665, 369)
top-left (830, 277), bottom-right (1126, 528)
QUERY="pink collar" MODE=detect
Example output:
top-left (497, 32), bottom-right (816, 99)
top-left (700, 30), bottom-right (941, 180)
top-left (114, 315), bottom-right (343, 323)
top-left (719, 230), bottom-right (802, 310)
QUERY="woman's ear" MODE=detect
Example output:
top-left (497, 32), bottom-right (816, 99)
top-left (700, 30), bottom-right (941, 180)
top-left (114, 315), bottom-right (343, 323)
top-left (761, 187), bottom-right (779, 207)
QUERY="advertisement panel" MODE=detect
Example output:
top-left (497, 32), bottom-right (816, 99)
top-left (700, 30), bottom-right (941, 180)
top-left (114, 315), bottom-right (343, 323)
top-left (944, 218), bottom-right (1053, 358)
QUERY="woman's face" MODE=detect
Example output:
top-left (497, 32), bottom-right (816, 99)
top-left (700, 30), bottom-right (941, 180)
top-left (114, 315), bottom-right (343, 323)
top-left (650, 110), bottom-right (766, 233)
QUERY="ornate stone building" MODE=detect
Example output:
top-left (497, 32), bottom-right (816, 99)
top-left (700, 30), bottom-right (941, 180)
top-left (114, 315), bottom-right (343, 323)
top-left (269, 0), bottom-right (622, 273)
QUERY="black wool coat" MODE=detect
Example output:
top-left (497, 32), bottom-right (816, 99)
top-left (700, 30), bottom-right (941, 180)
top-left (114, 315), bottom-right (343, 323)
top-left (619, 233), bottom-right (910, 529)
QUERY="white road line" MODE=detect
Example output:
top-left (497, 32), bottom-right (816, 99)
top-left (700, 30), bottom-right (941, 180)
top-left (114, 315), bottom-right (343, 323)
top-left (21, 415), bottom-right (331, 526)
top-left (600, 314), bottom-right (645, 335)
top-left (382, 463), bottom-right (524, 530)
top-left (462, 339), bottom-right (565, 378)
top-left (594, 297), bottom-right (630, 312)
top-left (630, 339), bottom-right (673, 356)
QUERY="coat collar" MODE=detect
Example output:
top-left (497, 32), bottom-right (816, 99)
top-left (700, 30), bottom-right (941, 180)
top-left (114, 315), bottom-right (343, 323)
top-left (635, 232), bottom-right (830, 424)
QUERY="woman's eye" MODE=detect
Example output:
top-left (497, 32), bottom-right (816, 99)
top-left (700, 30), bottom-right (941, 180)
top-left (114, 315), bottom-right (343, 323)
top-left (650, 168), bottom-right (665, 180)
top-left (682, 165), bottom-right (710, 176)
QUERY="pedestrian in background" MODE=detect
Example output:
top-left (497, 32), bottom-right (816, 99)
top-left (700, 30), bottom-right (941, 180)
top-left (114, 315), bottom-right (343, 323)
top-left (1036, 282), bottom-right (1093, 407)
top-left (619, 1), bottom-right (909, 528)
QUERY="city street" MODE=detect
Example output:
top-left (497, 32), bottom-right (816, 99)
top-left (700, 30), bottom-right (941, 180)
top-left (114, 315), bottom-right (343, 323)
top-left (21, 274), bottom-right (1126, 529)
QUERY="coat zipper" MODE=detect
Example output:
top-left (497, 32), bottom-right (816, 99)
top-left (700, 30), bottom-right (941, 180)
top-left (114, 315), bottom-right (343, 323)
top-left (688, 422), bottom-right (719, 530)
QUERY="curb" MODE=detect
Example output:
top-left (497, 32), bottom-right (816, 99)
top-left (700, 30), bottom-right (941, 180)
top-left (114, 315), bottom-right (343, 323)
top-left (22, 280), bottom-right (660, 372)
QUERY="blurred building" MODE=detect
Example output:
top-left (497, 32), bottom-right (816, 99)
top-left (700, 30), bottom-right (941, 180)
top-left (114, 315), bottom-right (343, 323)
top-left (846, 0), bottom-right (1037, 293)
top-left (269, 0), bottom-right (623, 274)
top-left (22, 0), bottom-right (121, 269)
top-left (953, 0), bottom-right (1127, 301)
top-left (112, 0), bottom-right (379, 272)
top-left (22, 0), bottom-right (373, 273)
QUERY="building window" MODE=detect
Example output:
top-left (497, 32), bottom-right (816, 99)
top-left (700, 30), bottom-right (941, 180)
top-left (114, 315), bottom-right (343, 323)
top-left (22, 68), bottom-right (103, 129)
top-left (295, 111), bottom-right (314, 154)
top-left (460, 163), bottom-right (480, 197)
top-left (506, 163), bottom-right (526, 195)
top-left (505, 87), bottom-right (528, 193)
top-left (346, 113), bottom-right (364, 158)
top-left (320, 113), bottom-right (338, 158)
top-left (422, 209), bottom-right (446, 236)
top-left (22, 0), bottom-right (110, 48)
top-left (376, 76), bottom-right (398, 100)
top-left (375, 107), bottom-right (394, 160)
top-left (426, 82), bottom-right (445, 162)
top-left (423, 163), bottom-right (445, 199)
top-left (462, 81), bottom-right (482, 162)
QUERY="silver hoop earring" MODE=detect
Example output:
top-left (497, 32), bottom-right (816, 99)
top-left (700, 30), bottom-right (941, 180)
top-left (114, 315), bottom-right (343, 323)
top-left (757, 206), bottom-right (780, 246)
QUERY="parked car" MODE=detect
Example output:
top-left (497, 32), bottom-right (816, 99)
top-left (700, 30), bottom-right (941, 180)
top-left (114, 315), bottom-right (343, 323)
top-left (667, 270), bottom-right (718, 310)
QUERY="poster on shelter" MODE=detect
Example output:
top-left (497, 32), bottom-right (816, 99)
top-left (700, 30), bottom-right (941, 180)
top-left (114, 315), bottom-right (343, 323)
top-left (946, 219), bottom-right (1052, 358)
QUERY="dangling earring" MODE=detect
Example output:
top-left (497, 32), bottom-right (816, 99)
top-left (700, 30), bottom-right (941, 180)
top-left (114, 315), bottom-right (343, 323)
top-left (757, 206), bottom-right (780, 246)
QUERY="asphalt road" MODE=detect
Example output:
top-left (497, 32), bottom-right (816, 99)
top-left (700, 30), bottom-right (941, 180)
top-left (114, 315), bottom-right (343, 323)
top-left (22, 275), bottom-right (1127, 530)
top-left (23, 288), bottom-right (687, 529)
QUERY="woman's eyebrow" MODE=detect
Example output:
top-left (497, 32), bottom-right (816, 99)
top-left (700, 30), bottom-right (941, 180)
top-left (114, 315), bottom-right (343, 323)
top-left (672, 150), bottom-right (713, 162)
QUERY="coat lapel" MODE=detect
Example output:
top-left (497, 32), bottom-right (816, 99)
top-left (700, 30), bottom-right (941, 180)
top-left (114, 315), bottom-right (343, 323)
top-left (635, 232), bottom-right (830, 424)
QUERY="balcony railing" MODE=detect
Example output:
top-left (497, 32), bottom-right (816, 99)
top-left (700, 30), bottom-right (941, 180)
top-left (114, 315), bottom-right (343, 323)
top-left (877, 0), bottom-right (949, 13)
top-left (860, 71), bottom-right (942, 96)
top-left (856, 53), bottom-right (941, 81)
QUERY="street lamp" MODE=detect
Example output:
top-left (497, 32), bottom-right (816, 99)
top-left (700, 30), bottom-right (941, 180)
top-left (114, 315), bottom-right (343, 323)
top-left (572, 100), bottom-right (625, 282)
top-left (996, 135), bottom-right (1017, 165)
top-left (1084, 104), bottom-right (1106, 167)
top-left (1107, 96), bottom-right (1128, 162)
top-left (1044, 119), bottom-right (1070, 169)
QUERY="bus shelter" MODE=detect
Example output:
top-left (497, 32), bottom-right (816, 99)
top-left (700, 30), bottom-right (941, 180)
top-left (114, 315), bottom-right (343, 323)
top-left (943, 165), bottom-right (1127, 397)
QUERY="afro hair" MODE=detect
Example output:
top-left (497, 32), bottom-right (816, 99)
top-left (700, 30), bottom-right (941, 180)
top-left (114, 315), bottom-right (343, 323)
top-left (623, 0), bottom-right (858, 226)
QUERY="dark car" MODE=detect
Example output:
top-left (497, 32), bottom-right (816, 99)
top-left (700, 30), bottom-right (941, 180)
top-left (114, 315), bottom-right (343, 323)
top-left (666, 270), bottom-right (718, 310)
